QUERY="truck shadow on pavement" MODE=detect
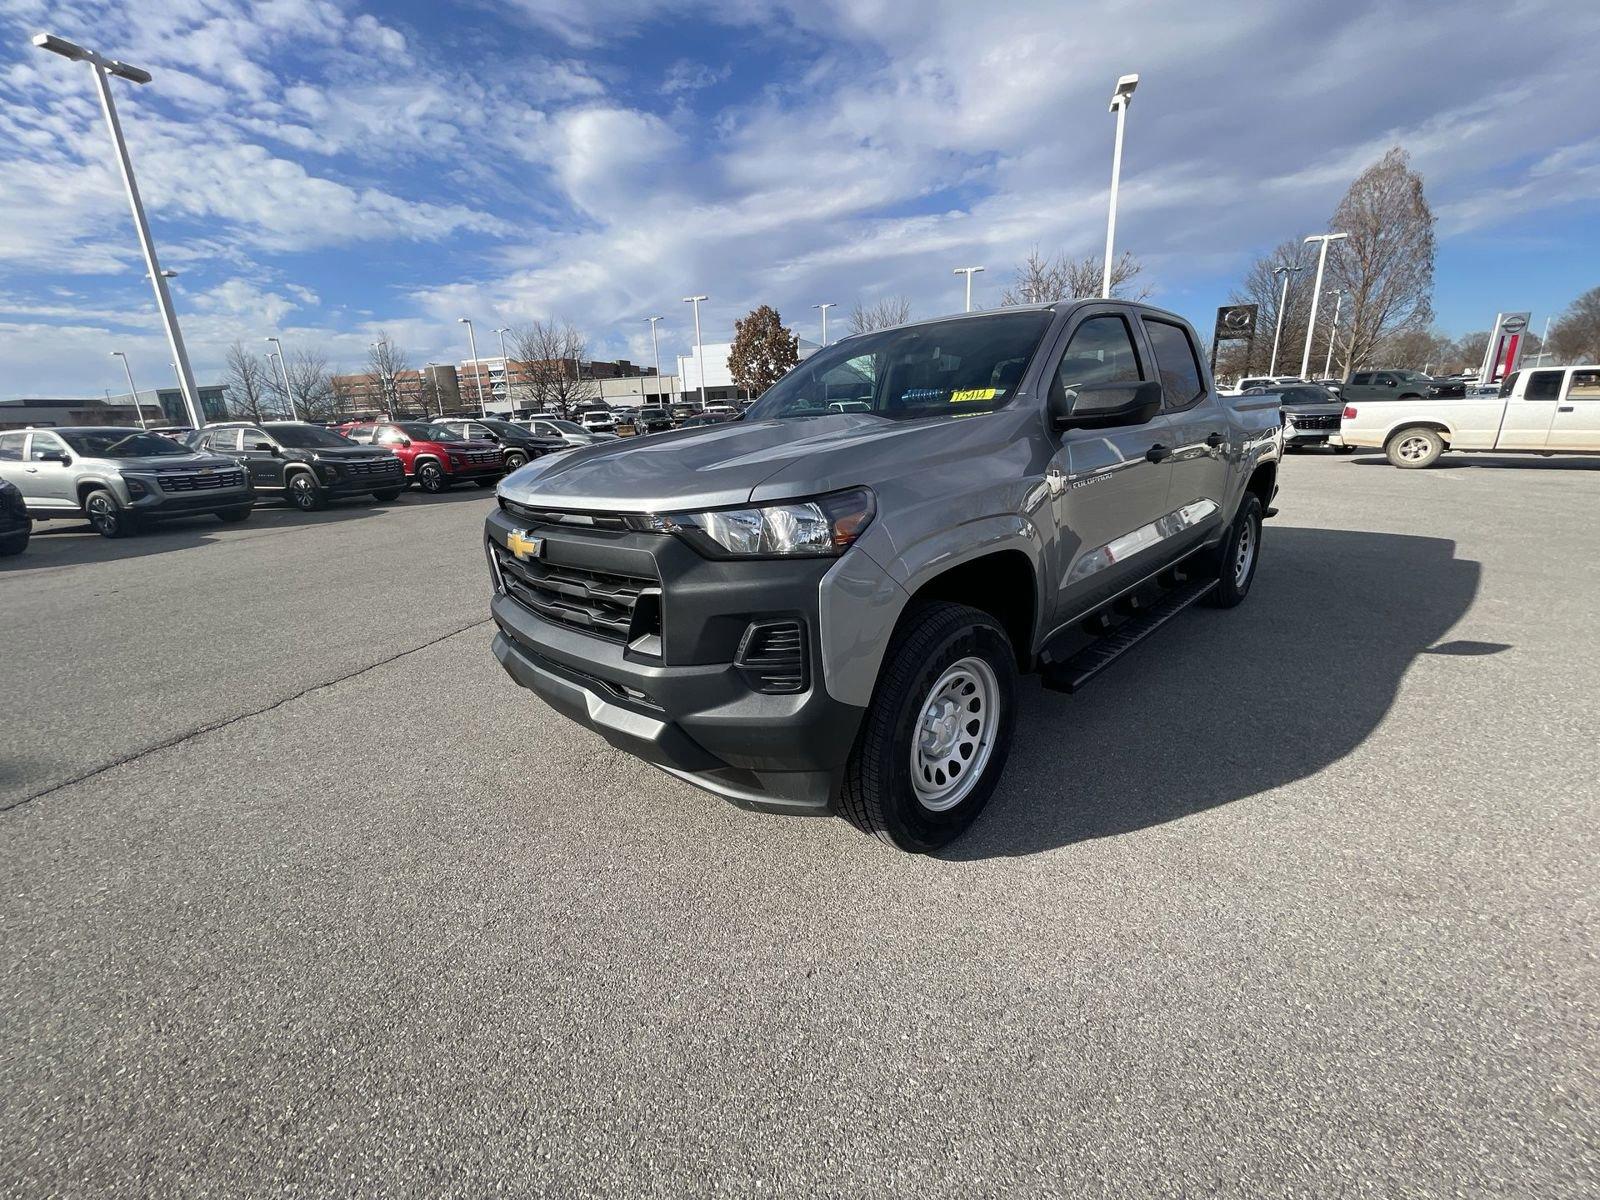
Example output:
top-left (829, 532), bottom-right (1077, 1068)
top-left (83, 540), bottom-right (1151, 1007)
top-left (945, 527), bottom-right (1482, 860)
top-left (1352, 455), bottom-right (1600, 471)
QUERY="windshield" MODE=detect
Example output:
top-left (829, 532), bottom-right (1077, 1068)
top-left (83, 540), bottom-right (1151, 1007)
top-left (1393, 370), bottom-right (1430, 381)
top-left (267, 424), bottom-right (354, 449)
top-left (482, 420), bottom-right (520, 434)
top-left (398, 422), bottom-right (461, 441)
top-left (61, 430), bottom-right (188, 457)
top-left (746, 311), bottom-right (1053, 423)
top-left (544, 419), bottom-right (584, 433)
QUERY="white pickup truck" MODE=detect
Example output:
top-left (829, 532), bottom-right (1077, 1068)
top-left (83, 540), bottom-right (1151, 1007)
top-left (1339, 364), bottom-right (1600, 467)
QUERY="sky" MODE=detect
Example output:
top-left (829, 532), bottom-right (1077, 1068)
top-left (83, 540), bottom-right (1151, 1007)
top-left (1, 0), bottom-right (1598, 399)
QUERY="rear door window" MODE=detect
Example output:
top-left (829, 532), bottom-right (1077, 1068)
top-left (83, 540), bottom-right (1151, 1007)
top-left (0, 432), bottom-right (25, 460)
top-left (1569, 370), bottom-right (1600, 400)
top-left (1525, 371), bottom-right (1564, 401)
top-left (1143, 318), bottom-right (1206, 409)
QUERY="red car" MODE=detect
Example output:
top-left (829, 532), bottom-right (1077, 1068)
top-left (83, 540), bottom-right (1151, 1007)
top-left (339, 421), bottom-right (504, 492)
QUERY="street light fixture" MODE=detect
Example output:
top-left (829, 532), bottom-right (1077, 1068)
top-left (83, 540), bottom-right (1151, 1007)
top-left (682, 296), bottom-right (708, 407)
top-left (34, 32), bottom-right (202, 430)
top-left (952, 267), bottom-right (984, 313)
top-left (1299, 232), bottom-right (1348, 380)
top-left (110, 350), bottom-right (146, 429)
top-left (265, 335), bottom-right (298, 420)
top-left (812, 302), bottom-right (835, 347)
top-left (1268, 263), bottom-right (1305, 377)
top-left (458, 317), bottom-right (487, 417)
top-left (646, 316), bottom-right (665, 404)
top-left (1102, 72), bottom-right (1139, 299)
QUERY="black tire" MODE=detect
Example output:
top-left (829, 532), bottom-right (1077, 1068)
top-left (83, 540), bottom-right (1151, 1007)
top-left (83, 488), bottom-right (131, 539)
top-left (1204, 493), bottom-right (1262, 609)
top-left (1386, 426), bottom-right (1444, 469)
top-left (372, 488), bottom-right (402, 502)
top-left (0, 532), bottom-right (27, 557)
top-left (840, 602), bottom-right (1017, 853)
top-left (216, 506), bottom-right (252, 524)
top-left (503, 450), bottom-right (528, 470)
top-left (286, 471), bottom-right (327, 511)
top-left (414, 460), bottom-right (447, 493)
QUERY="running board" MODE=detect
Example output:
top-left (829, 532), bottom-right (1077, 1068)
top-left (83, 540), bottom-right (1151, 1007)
top-left (1039, 577), bottom-right (1218, 694)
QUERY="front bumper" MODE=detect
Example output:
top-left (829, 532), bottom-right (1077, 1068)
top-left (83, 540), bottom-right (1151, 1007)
top-left (128, 485), bottom-right (254, 516)
top-left (485, 505), bottom-right (866, 814)
top-left (443, 463), bottom-right (504, 483)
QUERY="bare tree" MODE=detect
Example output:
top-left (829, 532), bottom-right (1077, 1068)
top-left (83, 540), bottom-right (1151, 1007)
top-left (367, 335), bottom-right (412, 416)
top-left (223, 341), bottom-right (273, 421)
top-left (511, 319), bottom-right (594, 418)
top-left (1329, 147), bottom-right (1436, 375)
top-left (262, 346), bottom-right (337, 421)
top-left (847, 295), bottom-right (912, 336)
top-left (1217, 235), bottom-right (1316, 382)
top-left (999, 247), bottom-right (1149, 305)
top-left (1549, 286), bottom-right (1600, 365)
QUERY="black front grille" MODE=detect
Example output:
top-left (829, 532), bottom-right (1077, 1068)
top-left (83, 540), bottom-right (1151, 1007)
top-left (500, 499), bottom-right (632, 532)
top-left (342, 458), bottom-right (402, 477)
top-left (735, 620), bottom-right (807, 694)
top-left (157, 469), bottom-right (243, 492)
top-left (460, 450), bottom-right (501, 468)
top-left (494, 548), bottom-right (658, 644)
top-left (1286, 414), bottom-right (1339, 431)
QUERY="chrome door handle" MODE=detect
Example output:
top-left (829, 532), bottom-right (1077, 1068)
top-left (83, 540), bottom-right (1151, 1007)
top-left (1146, 444), bottom-right (1172, 463)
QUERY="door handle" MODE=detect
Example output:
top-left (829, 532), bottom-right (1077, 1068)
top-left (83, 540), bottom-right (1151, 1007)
top-left (1146, 443), bottom-right (1173, 463)
top-left (1204, 432), bottom-right (1225, 448)
top-left (1558, 406), bottom-right (1574, 412)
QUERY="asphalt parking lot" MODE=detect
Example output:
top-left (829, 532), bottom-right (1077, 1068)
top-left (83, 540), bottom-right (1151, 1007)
top-left (2, 453), bottom-right (1596, 1197)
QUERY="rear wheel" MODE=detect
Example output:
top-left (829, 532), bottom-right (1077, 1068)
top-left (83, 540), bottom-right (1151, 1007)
top-left (83, 488), bottom-right (132, 539)
top-left (840, 602), bottom-right (1017, 853)
top-left (216, 506), bottom-right (252, 524)
top-left (1204, 493), bottom-right (1262, 609)
top-left (0, 531), bottom-right (28, 556)
top-left (1386, 426), bottom-right (1444, 469)
top-left (286, 472), bottom-right (327, 510)
top-left (415, 461), bottom-right (447, 493)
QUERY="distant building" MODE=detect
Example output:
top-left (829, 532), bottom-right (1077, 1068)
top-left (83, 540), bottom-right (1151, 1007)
top-left (455, 357), bottom-right (663, 416)
top-left (676, 339), bottom-right (818, 405)
top-left (331, 364), bottom-right (462, 418)
top-left (0, 387), bottom-right (223, 431)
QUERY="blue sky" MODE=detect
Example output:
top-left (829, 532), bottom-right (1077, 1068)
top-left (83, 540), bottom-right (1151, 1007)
top-left (2, 0), bottom-right (1598, 399)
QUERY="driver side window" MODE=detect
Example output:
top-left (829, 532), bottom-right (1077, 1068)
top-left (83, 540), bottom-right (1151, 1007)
top-left (29, 433), bottom-right (67, 461)
top-left (1056, 315), bottom-right (1144, 392)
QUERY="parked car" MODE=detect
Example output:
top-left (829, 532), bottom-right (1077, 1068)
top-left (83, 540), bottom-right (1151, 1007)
top-left (339, 421), bottom-right (504, 492)
top-left (0, 426), bottom-right (254, 538)
top-left (1339, 364), bottom-right (1600, 467)
top-left (1341, 369), bottom-right (1466, 402)
top-left (668, 401), bottom-right (702, 424)
top-left (577, 409), bottom-right (617, 435)
top-left (1227, 375), bottom-right (1304, 396)
top-left (1245, 382), bottom-right (1350, 451)
top-left (0, 477), bottom-right (31, 556)
top-left (521, 417), bottom-right (618, 447)
top-left (1312, 378), bottom-right (1345, 398)
top-left (193, 422), bottom-right (404, 510)
top-left (430, 418), bottom-right (567, 470)
top-left (632, 406), bottom-right (676, 434)
top-left (484, 301), bottom-right (1281, 851)
top-left (678, 412), bottom-right (733, 429)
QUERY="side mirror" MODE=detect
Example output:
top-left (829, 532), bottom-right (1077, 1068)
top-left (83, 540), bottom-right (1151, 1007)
top-left (250, 441), bottom-right (273, 452)
top-left (38, 451), bottom-right (70, 465)
top-left (400, 438), bottom-right (412, 448)
top-left (1050, 380), bottom-right (1163, 431)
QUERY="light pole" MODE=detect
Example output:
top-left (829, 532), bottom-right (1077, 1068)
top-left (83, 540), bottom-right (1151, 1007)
top-left (952, 267), bottom-right (984, 313)
top-left (1268, 264), bottom-right (1304, 376)
top-left (1533, 315), bottom-right (1553, 367)
top-left (265, 335), bottom-right (298, 420)
top-left (493, 327), bottom-right (512, 413)
top-left (683, 296), bottom-right (708, 407)
top-left (34, 33), bottom-right (203, 430)
top-left (812, 302), bottom-right (835, 346)
top-left (1298, 233), bottom-right (1348, 380)
top-left (1322, 288), bottom-right (1347, 380)
top-left (646, 316), bottom-right (664, 403)
top-left (110, 351), bottom-right (146, 429)
top-left (1102, 72), bottom-right (1139, 299)
top-left (458, 317), bottom-right (486, 417)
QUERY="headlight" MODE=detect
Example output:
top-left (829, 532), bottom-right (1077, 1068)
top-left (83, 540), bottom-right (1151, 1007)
top-left (125, 477), bottom-right (149, 498)
top-left (638, 487), bottom-right (875, 557)
top-left (320, 463), bottom-right (340, 480)
top-left (448, 454), bottom-right (464, 466)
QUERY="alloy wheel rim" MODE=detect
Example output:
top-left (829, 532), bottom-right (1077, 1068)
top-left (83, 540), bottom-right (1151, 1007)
top-left (1399, 436), bottom-right (1429, 461)
top-left (88, 496), bottom-right (116, 533)
top-left (419, 464), bottom-right (442, 490)
top-left (910, 656), bottom-right (999, 812)
top-left (290, 477), bottom-right (316, 508)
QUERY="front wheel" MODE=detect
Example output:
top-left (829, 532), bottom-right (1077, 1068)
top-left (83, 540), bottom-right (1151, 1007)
top-left (1386, 426), bottom-right (1444, 469)
top-left (286, 473), bottom-right (327, 511)
top-left (840, 602), bottom-right (1017, 853)
top-left (414, 461), bottom-right (447, 493)
top-left (503, 450), bottom-right (528, 471)
top-left (84, 488), bottom-right (132, 539)
top-left (1205, 493), bottom-right (1262, 609)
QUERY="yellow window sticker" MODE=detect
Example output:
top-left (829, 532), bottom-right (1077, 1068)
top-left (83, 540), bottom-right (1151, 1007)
top-left (950, 387), bottom-right (999, 402)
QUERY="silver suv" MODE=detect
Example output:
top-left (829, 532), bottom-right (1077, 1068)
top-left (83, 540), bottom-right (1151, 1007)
top-left (0, 426), bottom-right (254, 538)
top-left (484, 301), bottom-right (1283, 851)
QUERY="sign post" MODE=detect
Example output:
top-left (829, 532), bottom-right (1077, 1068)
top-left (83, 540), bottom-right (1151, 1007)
top-left (1478, 311), bottom-right (1531, 386)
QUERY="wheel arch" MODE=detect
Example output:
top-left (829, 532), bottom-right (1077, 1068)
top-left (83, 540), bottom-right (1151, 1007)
top-left (1384, 419), bottom-right (1453, 446)
top-left (901, 548), bottom-right (1039, 672)
top-left (75, 477), bottom-right (118, 507)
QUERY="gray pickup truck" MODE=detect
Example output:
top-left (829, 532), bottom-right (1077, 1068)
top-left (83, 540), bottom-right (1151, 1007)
top-left (484, 301), bottom-right (1282, 851)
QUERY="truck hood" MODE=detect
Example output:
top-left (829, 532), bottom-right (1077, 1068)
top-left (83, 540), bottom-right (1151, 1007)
top-left (303, 446), bottom-right (395, 462)
top-left (1280, 401), bottom-right (1344, 417)
top-left (497, 413), bottom-right (972, 512)
top-left (101, 452), bottom-right (244, 472)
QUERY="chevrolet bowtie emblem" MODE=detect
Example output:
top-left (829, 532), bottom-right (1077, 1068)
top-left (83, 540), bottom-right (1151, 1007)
top-left (506, 529), bottom-right (542, 560)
